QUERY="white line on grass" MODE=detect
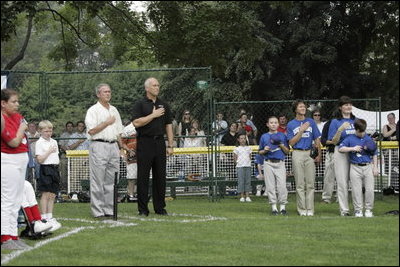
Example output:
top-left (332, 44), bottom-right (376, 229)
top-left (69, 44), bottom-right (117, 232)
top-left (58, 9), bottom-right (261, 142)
top-left (119, 213), bottom-right (227, 223)
top-left (2, 214), bottom-right (223, 265)
top-left (1, 226), bottom-right (90, 265)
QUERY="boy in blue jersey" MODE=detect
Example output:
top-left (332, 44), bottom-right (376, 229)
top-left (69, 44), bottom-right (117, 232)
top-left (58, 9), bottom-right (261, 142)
top-left (328, 96), bottom-right (356, 216)
top-left (259, 116), bottom-right (290, 215)
top-left (339, 119), bottom-right (378, 217)
top-left (287, 100), bottom-right (321, 216)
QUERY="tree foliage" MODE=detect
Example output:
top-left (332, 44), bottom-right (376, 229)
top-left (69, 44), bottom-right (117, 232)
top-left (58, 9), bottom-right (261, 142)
top-left (1, 1), bottom-right (399, 113)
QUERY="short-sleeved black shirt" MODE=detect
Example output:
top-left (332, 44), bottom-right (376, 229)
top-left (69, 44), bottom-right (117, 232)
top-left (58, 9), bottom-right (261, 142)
top-left (131, 97), bottom-right (172, 137)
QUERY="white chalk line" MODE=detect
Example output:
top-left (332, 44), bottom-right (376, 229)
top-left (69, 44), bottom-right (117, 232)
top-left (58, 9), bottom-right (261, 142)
top-left (1, 213), bottom-right (226, 265)
top-left (1, 226), bottom-right (89, 265)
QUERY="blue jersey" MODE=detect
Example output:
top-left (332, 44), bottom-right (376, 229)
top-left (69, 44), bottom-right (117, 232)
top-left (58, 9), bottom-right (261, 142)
top-left (339, 134), bottom-right (377, 164)
top-left (287, 118), bottom-right (321, 150)
top-left (328, 118), bottom-right (356, 145)
top-left (258, 132), bottom-right (288, 160)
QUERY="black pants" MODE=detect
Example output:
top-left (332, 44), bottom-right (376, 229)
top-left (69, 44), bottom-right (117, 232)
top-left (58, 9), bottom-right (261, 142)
top-left (137, 136), bottom-right (166, 213)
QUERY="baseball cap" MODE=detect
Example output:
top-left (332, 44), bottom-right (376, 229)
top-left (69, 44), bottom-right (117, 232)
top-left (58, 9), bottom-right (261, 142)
top-left (270, 133), bottom-right (282, 145)
top-left (363, 139), bottom-right (377, 154)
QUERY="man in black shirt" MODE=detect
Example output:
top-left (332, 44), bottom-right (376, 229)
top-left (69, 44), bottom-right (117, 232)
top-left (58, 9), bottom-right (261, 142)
top-left (132, 77), bottom-right (174, 216)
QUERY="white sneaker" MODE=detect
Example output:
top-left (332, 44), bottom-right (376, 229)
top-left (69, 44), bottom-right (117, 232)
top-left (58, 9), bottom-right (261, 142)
top-left (256, 191), bottom-right (261, 197)
top-left (365, 210), bottom-right (374, 218)
top-left (48, 218), bottom-right (62, 232)
top-left (306, 210), bottom-right (314, 216)
top-left (33, 220), bottom-right (52, 233)
top-left (245, 197), bottom-right (252, 202)
top-left (354, 210), bottom-right (363, 217)
top-left (239, 197), bottom-right (245, 202)
top-left (299, 211), bottom-right (307, 216)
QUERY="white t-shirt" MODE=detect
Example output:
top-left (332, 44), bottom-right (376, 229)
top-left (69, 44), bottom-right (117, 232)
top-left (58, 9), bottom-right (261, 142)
top-left (35, 137), bottom-right (60, 165)
top-left (233, 146), bottom-right (252, 167)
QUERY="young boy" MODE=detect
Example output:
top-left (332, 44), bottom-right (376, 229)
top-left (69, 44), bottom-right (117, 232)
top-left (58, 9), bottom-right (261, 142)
top-left (339, 119), bottom-right (378, 217)
top-left (259, 116), bottom-right (290, 215)
top-left (233, 134), bottom-right (253, 202)
top-left (35, 120), bottom-right (62, 231)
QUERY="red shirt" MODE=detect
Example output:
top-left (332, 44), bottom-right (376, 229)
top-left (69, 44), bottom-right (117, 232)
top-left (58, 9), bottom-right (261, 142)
top-left (277, 126), bottom-right (287, 134)
top-left (1, 113), bottom-right (29, 154)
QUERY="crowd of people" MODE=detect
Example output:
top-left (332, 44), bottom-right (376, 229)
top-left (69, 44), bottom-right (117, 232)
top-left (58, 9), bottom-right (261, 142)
top-left (2, 81), bottom-right (398, 250)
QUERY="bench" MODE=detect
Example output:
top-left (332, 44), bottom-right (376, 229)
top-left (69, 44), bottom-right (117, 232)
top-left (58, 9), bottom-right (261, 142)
top-left (80, 175), bottom-right (324, 198)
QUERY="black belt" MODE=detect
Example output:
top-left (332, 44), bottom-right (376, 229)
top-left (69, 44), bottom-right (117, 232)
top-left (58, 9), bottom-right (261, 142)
top-left (353, 163), bottom-right (370, 166)
top-left (93, 139), bottom-right (116, 143)
top-left (267, 159), bottom-right (282, 163)
top-left (140, 135), bottom-right (164, 140)
top-left (293, 148), bottom-right (310, 151)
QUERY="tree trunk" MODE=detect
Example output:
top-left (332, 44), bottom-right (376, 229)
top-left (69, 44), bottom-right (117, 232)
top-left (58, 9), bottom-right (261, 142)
top-left (4, 13), bottom-right (34, 70)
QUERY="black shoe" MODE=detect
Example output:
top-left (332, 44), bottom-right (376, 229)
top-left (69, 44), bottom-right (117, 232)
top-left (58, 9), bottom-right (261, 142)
top-left (155, 209), bottom-right (168, 216)
top-left (138, 211), bottom-right (149, 217)
top-left (271, 210), bottom-right (279, 216)
top-left (280, 210), bottom-right (288, 216)
top-left (104, 214), bottom-right (113, 217)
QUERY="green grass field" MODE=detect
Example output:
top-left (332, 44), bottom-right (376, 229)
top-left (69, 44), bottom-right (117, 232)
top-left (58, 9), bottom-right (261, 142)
top-left (1, 193), bottom-right (399, 266)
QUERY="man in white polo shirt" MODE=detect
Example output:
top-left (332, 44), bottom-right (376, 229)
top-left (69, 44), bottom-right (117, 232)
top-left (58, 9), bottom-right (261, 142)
top-left (85, 83), bottom-right (124, 218)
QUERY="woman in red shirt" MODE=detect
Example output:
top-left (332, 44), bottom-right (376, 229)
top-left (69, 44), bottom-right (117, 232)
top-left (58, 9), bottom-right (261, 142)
top-left (1, 88), bottom-right (30, 250)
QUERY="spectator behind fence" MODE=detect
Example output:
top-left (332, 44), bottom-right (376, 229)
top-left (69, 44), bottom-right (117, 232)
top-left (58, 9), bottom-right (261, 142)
top-left (184, 127), bottom-right (204, 148)
top-left (121, 120), bottom-right (138, 203)
top-left (239, 109), bottom-right (258, 137)
top-left (339, 119), bottom-right (378, 217)
top-left (59, 121), bottom-right (75, 153)
top-left (212, 112), bottom-right (228, 144)
top-left (233, 134), bottom-right (253, 203)
top-left (259, 116), bottom-right (290, 215)
top-left (1, 88), bottom-right (31, 250)
top-left (382, 113), bottom-right (397, 141)
top-left (320, 118), bottom-right (336, 204)
top-left (277, 114), bottom-right (288, 134)
top-left (221, 122), bottom-right (238, 146)
top-left (177, 109), bottom-right (193, 147)
top-left (67, 121), bottom-right (90, 150)
top-left (58, 121), bottom-right (74, 191)
top-left (238, 113), bottom-right (257, 145)
top-left (287, 100), bottom-right (321, 216)
top-left (312, 110), bottom-right (325, 134)
top-left (132, 77), bottom-right (174, 217)
top-left (328, 96), bottom-right (356, 216)
top-left (191, 119), bottom-right (206, 147)
top-left (85, 83), bottom-right (124, 218)
top-left (35, 120), bottom-right (62, 232)
top-left (26, 121), bottom-right (40, 183)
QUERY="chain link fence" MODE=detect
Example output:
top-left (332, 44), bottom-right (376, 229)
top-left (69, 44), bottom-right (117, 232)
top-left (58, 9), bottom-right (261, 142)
top-left (3, 70), bottom-right (398, 200)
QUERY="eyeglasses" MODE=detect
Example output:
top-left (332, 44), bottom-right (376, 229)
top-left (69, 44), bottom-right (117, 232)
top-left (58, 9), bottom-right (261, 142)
top-left (184, 113), bottom-right (190, 115)
top-left (313, 114), bottom-right (321, 117)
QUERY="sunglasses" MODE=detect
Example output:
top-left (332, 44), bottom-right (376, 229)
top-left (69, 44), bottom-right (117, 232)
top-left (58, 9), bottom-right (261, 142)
top-left (313, 114), bottom-right (321, 116)
top-left (184, 113), bottom-right (190, 115)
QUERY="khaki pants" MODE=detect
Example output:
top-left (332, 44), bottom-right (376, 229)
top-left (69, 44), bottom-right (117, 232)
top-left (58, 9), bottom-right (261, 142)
top-left (89, 142), bottom-right (120, 217)
top-left (333, 146), bottom-right (350, 213)
top-left (292, 150), bottom-right (315, 214)
top-left (322, 152), bottom-right (335, 201)
top-left (350, 164), bottom-right (374, 211)
top-left (263, 161), bottom-right (287, 205)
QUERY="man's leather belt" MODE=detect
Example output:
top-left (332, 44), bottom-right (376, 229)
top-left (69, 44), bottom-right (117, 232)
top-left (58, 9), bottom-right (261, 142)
top-left (93, 139), bottom-right (116, 143)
